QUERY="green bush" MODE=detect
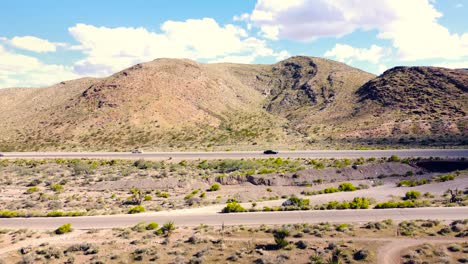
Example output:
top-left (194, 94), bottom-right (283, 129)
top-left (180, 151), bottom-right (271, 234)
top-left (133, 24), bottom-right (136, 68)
top-left (404, 190), bottom-right (421, 200)
top-left (208, 184), bottom-right (220, 192)
top-left (435, 174), bottom-right (455, 182)
top-left (146, 222), bottom-right (159, 230)
top-left (50, 184), bottom-right (64, 192)
top-left (133, 159), bottom-right (154, 170)
top-left (283, 196), bottom-right (309, 207)
top-left (323, 187), bottom-right (340, 193)
top-left (161, 221), bottom-right (175, 235)
top-left (144, 195), bottom-right (152, 201)
top-left (336, 223), bottom-right (349, 232)
top-left (26, 187), bottom-right (39, 193)
top-left (222, 202), bottom-right (246, 213)
top-left (397, 179), bottom-right (429, 187)
top-left (349, 197), bottom-right (370, 209)
top-left (128, 205), bottom-right (146, 214)
top-left (374, 199), bottom-right (429, 209)
top-left (388, 155), bottom-right (400, 162)
top-left (55, 223), bottom-right (72, 234)
top-left (0, 210), bottom-right (22, 218)
top-left (273, 229), bottom-right (289, 248)
top-left (321, 197), bottom-right (370, 210)
top-left (156, 192), bottom-right (169, 198)
top-left (339, 183), bottom-right (357, 192)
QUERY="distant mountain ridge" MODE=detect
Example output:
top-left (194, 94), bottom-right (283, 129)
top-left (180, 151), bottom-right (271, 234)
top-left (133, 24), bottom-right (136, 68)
top-left (0, 56), bottom-right (466, 151)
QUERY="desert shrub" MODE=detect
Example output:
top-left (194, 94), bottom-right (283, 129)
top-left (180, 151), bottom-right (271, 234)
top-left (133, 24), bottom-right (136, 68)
top-left (404, 190), bottom-right (421, 200)
top-left (336, 223), bottom-right (349, 232)
top-left (55, 223), bottom-right (72, 234)
top-left (71, 161), bottom-right (94, 175)
top-left (397, 179), bottom-right (429, 187)
top-left (339, 182), bottom-right (357, 192)
top-left (314, 163), bottom-right (325, 170)
top-left (398, 221), bottom-right (415, 236)
top-left (128, 205), bottom-right (145, 214)
top-left (447, 244), bottom-right (461, 252)
top-left (144, 195), bottom-right (152, 201)
top-left (0, 210), bottom-right (22, 218)
top-left (127, 188), bottom-right (144, 205)
top-left (349, 197), bottom-right (370, 209)
top-left (208, 184), bottom-right (220, 192)
top-left (27, 179), bottom-right (42, 187)
top-left (323, 187), bottom-right (340, 193)
top-left (435, 174), bottom-right (455, 182)
top-left (353, 249), bottom-right (369, 260)
top-left (146, 222), bottom-right (159, 230)
top-left (266, 187), bottom-right (272, 192)
top-left (185, 190), bottom-right (200, 200)
top-left (156, 191), bottom-right (169, 198)
top-left (375, 199), bottom-right (429, 209)
top-left (388, 155), bottom-right (400, 162)
top-left (273, 229), bottom-right (289, 248)
top-left (133, 159), bottom-right (154, 170)
top-left (222, 202), bottom-right (246, 213)
top-left (320, 197), bottom-right (370, 210)
top-left (50, 184), bottom-right (63, 192)
top-left (258, 168), bottom-right (275, 174)
top-left (282, 196), bottom-right (309, 207)
top-left (26, 187), bottom-right (39, 193)
top-left (161, 221), bottom-right (175, 235)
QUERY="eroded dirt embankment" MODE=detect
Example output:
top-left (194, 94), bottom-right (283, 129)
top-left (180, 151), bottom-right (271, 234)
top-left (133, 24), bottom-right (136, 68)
top-left (91, 162), bottom-right (419, 190)
top-left (215, 162), bottom-right (419, 186)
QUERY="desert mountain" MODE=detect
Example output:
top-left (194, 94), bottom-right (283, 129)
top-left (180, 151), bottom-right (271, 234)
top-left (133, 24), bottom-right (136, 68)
top-left (0, 56), bottom-right (466, 151)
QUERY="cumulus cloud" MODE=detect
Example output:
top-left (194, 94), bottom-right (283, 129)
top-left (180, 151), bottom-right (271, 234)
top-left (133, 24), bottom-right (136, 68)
top-left (69, 18), bottom-right (289, 76)
top-left (0, 45), bottom-right (79, 88)
top-left (9, 36), bottom-right (58, 53)
top-left (324, 44), bottom-right (388, 64)
top-left (245, 0), bottom-right (468, 60)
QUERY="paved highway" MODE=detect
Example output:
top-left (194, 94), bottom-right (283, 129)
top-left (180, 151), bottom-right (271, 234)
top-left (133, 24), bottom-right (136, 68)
top-left (1, 149), bottom-right (467, 160)
top-left (1, 207), bottom-right (466, 230)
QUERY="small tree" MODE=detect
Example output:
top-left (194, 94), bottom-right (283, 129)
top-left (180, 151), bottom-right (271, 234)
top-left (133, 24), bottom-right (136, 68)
top-left (130, 188), bottom-right (144, 205)
top-left (446, 188), bottom-right (462, 203)
top-left (273, 229), bottom-right (289, 248)
top-left (161, 221), bottom-right (176, 236)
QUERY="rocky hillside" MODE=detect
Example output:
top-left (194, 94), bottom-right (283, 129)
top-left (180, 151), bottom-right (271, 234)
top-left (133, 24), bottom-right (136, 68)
top-left (346, 67), bottom-right (467, 145)
top-left (0, 57), bottom-right (466, 151)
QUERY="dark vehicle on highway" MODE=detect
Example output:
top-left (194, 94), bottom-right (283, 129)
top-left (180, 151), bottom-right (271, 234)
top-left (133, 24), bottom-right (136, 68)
top-left (131, 150), bottom-right (142, 154)
top-left (263, 150), bottom-right (278, 155)
top-left (0, 153), bottom-right (4, 157)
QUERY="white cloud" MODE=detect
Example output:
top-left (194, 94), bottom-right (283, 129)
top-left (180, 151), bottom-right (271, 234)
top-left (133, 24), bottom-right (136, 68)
top-left (324, 44), bottom-right (388, 64)
top-left (69, 18), bottom-right (289, 76)
top-left (378, 64), bottom-right (389, 73)
top-left (434, 60), bottom-right (468, 69)
top-left (10, 36), bottom-right (58, 53)
top-left (209, 55), bottom-right (256, 64)
top-left (0, 45), bottom-right (79, 88)
top-left (246, 0), bottom-right (468, 60)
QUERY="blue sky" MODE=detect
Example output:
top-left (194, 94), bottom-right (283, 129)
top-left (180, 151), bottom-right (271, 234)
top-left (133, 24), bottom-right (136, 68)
top-left (0, 0), bottom-right (466, 88)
